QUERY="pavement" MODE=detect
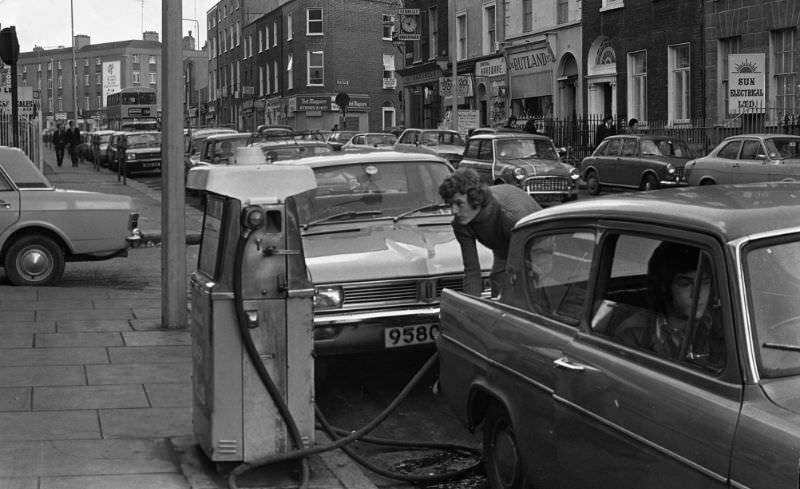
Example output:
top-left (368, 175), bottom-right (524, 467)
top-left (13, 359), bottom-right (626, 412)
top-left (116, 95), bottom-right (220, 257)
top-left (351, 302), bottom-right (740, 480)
top-left (0, 147), bottom-right (380, 489)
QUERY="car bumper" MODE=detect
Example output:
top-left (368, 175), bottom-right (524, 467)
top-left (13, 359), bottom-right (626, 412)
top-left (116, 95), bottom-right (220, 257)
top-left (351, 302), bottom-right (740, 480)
top-left (659, 179), bottom-right (689, 187)
top-left (313, 306), bottom-right (441, 356)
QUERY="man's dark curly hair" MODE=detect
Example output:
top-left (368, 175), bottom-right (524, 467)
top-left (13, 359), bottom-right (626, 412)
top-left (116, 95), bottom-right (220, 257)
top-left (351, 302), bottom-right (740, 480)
top-left (438, 168), bottom-right (491, 208)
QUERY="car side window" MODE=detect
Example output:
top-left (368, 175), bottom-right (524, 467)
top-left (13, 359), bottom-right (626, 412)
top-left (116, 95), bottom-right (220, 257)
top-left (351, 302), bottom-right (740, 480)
top-left (717, 141), bottom-right (742, 159)
top-left (463, 140), bottom-right (479, 159)
top-left (621, 138), bottom-right (637, 157)
top-left (0, 173), bottom-right (12, 191)
top-left (525, 231), bottom-right (595, 325)
top-left (740, 140), bottom-right (763, 160)
top-left (603, 139), bottom-right (621, 157)
top-left (478, 141), bottom-right (492, 161)
top-left (591, 234), bottom-right (726, 374)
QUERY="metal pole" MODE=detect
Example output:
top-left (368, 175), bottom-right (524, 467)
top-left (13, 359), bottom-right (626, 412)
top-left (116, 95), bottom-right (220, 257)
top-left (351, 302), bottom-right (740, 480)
top-left (70, 0), bottom-right (78, 125)
top-left (162, 0), bottom-right (186, 328)
top-left (449, 0), bottom-right (458, 133)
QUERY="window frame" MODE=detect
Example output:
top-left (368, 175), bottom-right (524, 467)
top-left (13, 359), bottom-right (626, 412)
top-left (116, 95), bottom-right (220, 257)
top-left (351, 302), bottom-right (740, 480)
top-left (627, 50), bottom-right (647, 123)
top-left (307, 8), bottom-right (323, 36)
top-left (307, 50), bottom-right (324, 86)
top-left (668, 43), bottom-right (691, 122)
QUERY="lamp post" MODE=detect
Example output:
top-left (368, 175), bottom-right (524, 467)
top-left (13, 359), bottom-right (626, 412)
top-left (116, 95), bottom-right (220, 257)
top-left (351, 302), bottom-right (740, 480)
top-left (70, 0), bottom-right (79, 126)
top-left (449, 0), bottom-right (457, 133)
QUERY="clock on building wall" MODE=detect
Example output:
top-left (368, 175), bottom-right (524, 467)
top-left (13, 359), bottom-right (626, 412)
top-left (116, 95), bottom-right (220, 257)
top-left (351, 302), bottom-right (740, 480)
top-left (400, 15), bottom-right (417, 33)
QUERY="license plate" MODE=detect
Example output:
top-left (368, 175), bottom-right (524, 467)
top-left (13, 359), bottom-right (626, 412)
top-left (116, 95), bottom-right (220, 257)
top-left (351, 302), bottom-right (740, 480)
top-left (384, 324), bottom-right (440, 348)
top-left (143, 162), bottom-right (160, 168)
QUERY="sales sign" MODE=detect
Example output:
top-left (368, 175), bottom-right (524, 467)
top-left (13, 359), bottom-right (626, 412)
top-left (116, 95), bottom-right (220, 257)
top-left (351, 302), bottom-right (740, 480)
top-left (0, 86), bottom-right (33, 115)
top-left (728, 53), bottom-right (765, 114)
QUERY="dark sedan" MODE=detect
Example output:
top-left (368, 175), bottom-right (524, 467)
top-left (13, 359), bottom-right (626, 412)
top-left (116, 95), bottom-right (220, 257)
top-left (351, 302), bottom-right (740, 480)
top-left (580, 134), bottom-right (692, 194)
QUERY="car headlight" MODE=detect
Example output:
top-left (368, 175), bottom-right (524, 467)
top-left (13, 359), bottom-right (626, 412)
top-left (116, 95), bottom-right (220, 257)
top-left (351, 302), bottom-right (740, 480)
top-left (666, 163), bottom-right (675, 175)
top-left (512, 167), bottom-right (527, 181)
top-left (569, 167), bottom-right (580, 180)
top-left (127, 152), bottom-right (136, 160)
top-left (314, 286), bottom-right (343, 310)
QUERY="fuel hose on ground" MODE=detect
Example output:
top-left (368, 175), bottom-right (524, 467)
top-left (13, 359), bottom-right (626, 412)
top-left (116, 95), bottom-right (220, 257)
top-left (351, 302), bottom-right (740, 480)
top-left (228, 229), bottom-right (482, 489)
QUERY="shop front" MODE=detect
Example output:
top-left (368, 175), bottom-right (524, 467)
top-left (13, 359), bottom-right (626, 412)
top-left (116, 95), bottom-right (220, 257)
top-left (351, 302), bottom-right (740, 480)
top-left (507, 43), bottom-right (555, 121)
top-left (399, 65), bottom-right (443, 129)
top-left (287, 95), bottom-right (369, 131)
top-left (474, 57), bottom-right (507, 127)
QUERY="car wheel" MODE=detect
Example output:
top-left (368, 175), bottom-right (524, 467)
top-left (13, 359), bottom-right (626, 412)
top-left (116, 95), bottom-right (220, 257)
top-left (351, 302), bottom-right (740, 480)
top-left (699, 178), bottom-right (715, 186)
top-left (585, 171), bottom-right (601, 195)
top-left (483, 402), bottom-right (527, 489)
top-left (641, 174), bottom-right (659, 191)
top-left (4, 235), bottom-right (65, 286)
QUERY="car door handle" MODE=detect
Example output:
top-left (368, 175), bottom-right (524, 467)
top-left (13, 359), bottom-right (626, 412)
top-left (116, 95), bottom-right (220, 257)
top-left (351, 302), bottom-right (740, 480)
top-left (553, 356), bottom-right (586, 371)
top-left (0, 200), bottom-right (11, 209)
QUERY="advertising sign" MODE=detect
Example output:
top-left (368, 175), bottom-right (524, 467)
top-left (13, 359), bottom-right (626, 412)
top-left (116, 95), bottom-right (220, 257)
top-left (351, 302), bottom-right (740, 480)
top-left (102, 61), bottom-right (121, 107)
top-left (439, 76), bottom-right (473, 99)
top-left (728, 53), bottom-right (766, 114)
top-left (296, 96), bottom-right (330, 112)
top-left (0, 86), bottom-right (33, 115)
top-left (475, 57), bottom-right (506, 79)
top-left (508, 48), bottom-right (553, 76)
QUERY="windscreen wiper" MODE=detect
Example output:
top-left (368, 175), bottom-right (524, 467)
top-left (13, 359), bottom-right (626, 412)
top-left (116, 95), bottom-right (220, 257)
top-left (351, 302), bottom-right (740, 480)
top-left (763, 342), bottom-right (800, 352)
top-left (303, 210), bottom-right (383, 229)
top-left (393, 203), bottom-right (450, 222)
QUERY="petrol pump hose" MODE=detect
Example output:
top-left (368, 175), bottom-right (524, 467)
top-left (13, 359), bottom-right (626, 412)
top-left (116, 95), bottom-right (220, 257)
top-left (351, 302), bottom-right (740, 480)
top-left (228, 229), bottom-right (482, 489)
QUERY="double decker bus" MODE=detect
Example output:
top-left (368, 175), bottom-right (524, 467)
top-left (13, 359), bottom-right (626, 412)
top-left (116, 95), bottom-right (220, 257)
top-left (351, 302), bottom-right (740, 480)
top-left (105, 87), bottom-right (160, 131)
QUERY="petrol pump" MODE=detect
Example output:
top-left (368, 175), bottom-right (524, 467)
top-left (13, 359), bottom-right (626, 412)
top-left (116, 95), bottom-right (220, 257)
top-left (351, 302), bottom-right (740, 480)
top-left (187, 164), bottom-right (317, 463)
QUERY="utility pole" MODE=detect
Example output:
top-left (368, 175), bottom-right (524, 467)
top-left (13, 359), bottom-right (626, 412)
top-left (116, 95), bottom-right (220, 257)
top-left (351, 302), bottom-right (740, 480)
top-left (162, 0), bottom-right (186, 328)
top-left (449, 0), bottom-right (458, 133)
top-left (70, 0), bottom-right (78, 125)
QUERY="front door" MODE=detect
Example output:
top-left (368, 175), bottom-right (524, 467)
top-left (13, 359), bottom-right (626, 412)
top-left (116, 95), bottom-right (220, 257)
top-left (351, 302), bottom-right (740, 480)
top-left (554, 230), bottom-right (741, 489)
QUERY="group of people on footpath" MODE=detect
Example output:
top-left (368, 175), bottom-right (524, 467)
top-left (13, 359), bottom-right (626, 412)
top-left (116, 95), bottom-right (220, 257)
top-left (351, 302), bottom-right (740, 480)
top-left (51, 120), bottom-right (82, 167)
top-left (595, 115), bottom-right (640, 147)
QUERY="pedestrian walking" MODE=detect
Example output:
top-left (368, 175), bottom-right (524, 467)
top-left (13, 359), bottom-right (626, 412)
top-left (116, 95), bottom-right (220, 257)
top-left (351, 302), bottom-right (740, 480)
top-left (52, 123), bottom-right (68, 167)
top-left (626, 118), bottom-right (640, 134)
top-left (595, 115), bottom-right (615, 147)
top-left (66, 120), bottom-right (82, 168)
top-left (439, 168), bottom-right (542, 297)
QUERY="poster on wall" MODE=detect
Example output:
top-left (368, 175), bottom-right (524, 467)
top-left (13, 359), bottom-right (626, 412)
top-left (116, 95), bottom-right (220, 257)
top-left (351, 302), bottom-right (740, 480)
top-left (728, 53), bottom-right (765, 114)
top-left (102, 61), bottom-right (121, 107)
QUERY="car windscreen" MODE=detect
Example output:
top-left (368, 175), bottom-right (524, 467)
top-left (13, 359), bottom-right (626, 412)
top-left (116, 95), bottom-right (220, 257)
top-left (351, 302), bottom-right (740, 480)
top-left (496, 139), bottom-right (558, 160)
top-left (1, 150), bottom-right (51, 188)
top-left (421, 132), bottom-right (465, 146)
top-left (766, 138), bottom-right (800, 159)
top-left (365, 134), bottom-right (397, 146)
top-left (745, 234), bottom-right (800, 377)
top-left (642, 139), bottom-right (693, 158)
top-left (297, 161), bottom-right (452, 226)
top-left (127, 133), bottom-right (161, 148)
top-left (258, 144), bottom-right (333, 161)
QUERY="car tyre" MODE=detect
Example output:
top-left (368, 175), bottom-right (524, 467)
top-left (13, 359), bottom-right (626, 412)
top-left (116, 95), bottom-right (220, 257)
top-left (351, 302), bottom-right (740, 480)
top-left (699, 178), bottom-right (715, 186)
top-left (4, 235), bottom-right (65, 286)
top-left (483, 402), bottom-right (527, 489)
top-left (641, 174), bottom-right (659, 191)
top-left (585, 171), bottom-right (601, 195)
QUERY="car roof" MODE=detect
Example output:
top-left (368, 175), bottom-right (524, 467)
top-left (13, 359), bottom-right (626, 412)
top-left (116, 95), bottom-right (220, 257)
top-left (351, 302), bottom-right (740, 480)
top-left (123, 131), bottom-right (160, 135)
top-left (603, 134), bottom-right (686, 141)
top-left (204, 132), bottom-right (251, 141)
top-left (252, 139), bottom-right (331, 148)
top-left (274, 150), bottom-right (448, 168)
top-left (467, 133), bottom-right (551, 141)
top-left (722, 133), bottom-right (800, 140)
top-left (517, 182), bottom-right (800, 243)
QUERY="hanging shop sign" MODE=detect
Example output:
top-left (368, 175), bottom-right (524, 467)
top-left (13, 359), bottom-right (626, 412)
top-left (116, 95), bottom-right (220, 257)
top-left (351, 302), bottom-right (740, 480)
top-left (728, 53), bottom-right (765, 114)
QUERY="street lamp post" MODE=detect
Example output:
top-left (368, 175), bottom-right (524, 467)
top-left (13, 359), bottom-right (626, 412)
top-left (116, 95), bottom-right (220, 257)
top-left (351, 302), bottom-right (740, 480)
top-left (70, 0), bottom-right (79, 126)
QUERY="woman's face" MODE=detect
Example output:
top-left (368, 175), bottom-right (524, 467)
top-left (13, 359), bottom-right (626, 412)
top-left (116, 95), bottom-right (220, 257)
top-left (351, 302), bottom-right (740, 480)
top-left (669, 270), bottom-right (711, 319)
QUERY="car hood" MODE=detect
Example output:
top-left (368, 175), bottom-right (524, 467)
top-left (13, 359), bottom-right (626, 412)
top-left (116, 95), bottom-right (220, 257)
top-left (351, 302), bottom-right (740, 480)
top-left (127, 147), bottom-right (160, 154)
top-left (22, 188), bottom-right (133, 210)
top-left (503, 158), bottom-right (570, 175)
top-left (302, 220), bottom-right (490, 282)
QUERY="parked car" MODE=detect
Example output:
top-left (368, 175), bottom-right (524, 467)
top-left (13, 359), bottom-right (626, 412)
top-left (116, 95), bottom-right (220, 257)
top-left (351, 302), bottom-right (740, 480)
top-left (437, 181), bottom-right (800, 489)
top-left (109, 131), bottom-right (162, 174)
top-left (326, 130), bottom-right (359, 151)
top-left (0, 146), bottom-right (136, 285)
top-left (340, 132), bottom-right (397, 151)
top-left (394, 128), bottom-right (466, 168)
top-left (103, 131), bottom-right (127, 168)
top-left (186, 151), bottom-right (493, 356)
top-left (580, 134), bottom-right (693, 195)
top-left (192, 132), bottom-right (252, 168)
top-left (684, 133), bottom-right (800, 185)
top-left (184, 127), bottom-right (238, 171)
top-left (250, 139), bottom-right (334, 163)
top-left (459, 133), bottom-right (579, 204)
top-left (89, 130), bottom-right (115, 167)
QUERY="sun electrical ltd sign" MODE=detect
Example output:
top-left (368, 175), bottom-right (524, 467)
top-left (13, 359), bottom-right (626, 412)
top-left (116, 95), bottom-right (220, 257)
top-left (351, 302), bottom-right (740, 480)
top-left (728, 54), bottom-right (765, 114)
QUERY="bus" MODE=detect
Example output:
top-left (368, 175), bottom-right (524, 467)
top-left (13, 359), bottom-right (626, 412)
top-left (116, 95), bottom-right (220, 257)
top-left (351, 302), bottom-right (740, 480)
top-left (105, 87), bottom-right (160, 131)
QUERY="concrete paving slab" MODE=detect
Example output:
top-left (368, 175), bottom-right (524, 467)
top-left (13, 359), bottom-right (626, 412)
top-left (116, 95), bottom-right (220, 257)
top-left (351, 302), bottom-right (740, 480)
top-left (109, 345), bottom-right (192, 364)
top-left (0, 366), bottom-right (85, 387)
top-left (86, 363), bottom-right (192, 385)
top-left (130, 319), bottom-right (173, 330)
top-left (0, 478), bottom-right (36, 489)
top-left (0, 347), bottom-right (109, 367)
top-left (36, 287), bottom-right (111, 300)
top-left (132, 307), bottom-right (163, 320)
top-left (0, 439), bottom-right (180, 477)
top-left (33, 385), bottom-right (149, 411)
top-left (93, 298), bottom-right (160, 310)
top-left (0, 387), bottom-right (30, 411)
top-left (40, 474), bottom-right (191, 489)
top-left (0, 311), bottom-right (35, 322)
top-left (56, 319), bottom-right (133, 332)
top-left (100, 407), bottom-right (192, 439)
top-left (144, 383), bottom-right (192, 408)
top-left (0, 411), bottom-right (100, 440)
top-left (37, 309), bottom-right (135, 322)
top-left (0, 299), bottom-right (94, 312)
top-left (0, 287), bottom-right (37, 302)
top-left (35, 332), bottom-right (124, 348)
top-left (123, 331), bottom-right (191, 346)
top-left (0, 334), bottom-right (34, 348)
top-left (0, 322), bottom-right (56, 334)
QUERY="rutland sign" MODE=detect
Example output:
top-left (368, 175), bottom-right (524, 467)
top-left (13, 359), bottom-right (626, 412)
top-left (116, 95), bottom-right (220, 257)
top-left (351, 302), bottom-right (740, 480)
top-left (508, 47), bottom-right (553, 76)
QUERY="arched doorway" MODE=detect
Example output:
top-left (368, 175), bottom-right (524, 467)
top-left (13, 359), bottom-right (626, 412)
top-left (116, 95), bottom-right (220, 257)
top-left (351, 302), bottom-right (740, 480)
top-left (587, 36), bottom-right (617, 118)
top-left (557, 53), bottom-right (578, 119)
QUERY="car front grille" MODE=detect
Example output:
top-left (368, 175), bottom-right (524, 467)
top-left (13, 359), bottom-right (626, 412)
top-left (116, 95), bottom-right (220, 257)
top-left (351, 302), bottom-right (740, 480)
top-left (674, 167), bottom-right (685, 181)
top-left (341, 275), bottom-right (466, 307)
top-left (524, 176), bottom-right (574, 193)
